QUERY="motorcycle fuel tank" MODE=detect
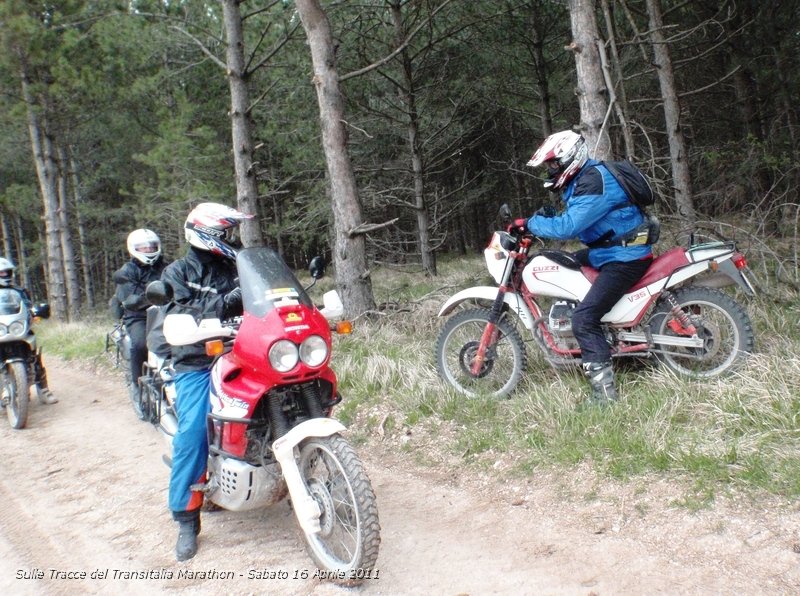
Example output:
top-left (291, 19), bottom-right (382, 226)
top-left (521, 255), bottom-right (592, 301)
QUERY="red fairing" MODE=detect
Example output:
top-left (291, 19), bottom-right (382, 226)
top-left (219, 304), bottom-right (336, 414)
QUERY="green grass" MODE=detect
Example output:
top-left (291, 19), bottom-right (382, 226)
top-left (35, 253), bottom-right (800, 506)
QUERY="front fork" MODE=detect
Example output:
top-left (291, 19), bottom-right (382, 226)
top-left (470, 289), bottom-right (506, 376)
top-left (470, 245), bottom-right (527, 376)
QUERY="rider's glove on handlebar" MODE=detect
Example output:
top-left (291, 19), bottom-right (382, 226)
top-left (507, 218), bottom-right (528, 234)
top-left (223, 287), bottom-right (243, 318)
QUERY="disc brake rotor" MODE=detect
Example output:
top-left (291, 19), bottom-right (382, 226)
top-left (307, 478), bottom-right (335, 538)
top-left (458, 341), bottom-right (494, 378)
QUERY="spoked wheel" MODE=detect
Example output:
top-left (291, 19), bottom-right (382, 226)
top-left (3, 361), bottom-right (30, 430)
top-left (651, 286), bottom-right (755, 378)
top-left (297, 435), bottom-right (380, 584)
top-left (435, 307), bottom-right (527, 398)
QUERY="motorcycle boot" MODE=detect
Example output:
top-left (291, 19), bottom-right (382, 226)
top-left (174, 509), bottom-right (201, 561)
top-left (582, 361), bottom-right (618, 404)
top-left (33, 357), bottom-right (58, 404)
top-left (129, 382), bottom-right (145, 420)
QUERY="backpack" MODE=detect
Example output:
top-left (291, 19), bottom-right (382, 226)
top-left (601, 159), bottom-right (655, 210)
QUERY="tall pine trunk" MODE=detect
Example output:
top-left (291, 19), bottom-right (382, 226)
top-left (56, 145), bottom-right (80, 319)
top-left (390, 0), bottom-right (436, 276)
top-left (567, 0), bottom-right (611, 160)
top-left (19, 56), bottom-right (68, 320)
top-left (645, 0), bottom-right (695, 220)
top-left (221, 0), bottom-right (262, 247)
top-left (295, 0), bottom-right (376, 317)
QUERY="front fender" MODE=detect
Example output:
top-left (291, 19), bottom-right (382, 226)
top-left (438, 286), bottom-right (536, 331)
top-left (271, 417), bottom-right (348, 535)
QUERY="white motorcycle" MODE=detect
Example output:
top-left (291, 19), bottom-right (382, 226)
top-left (435, 205), bottom-right (756, 398)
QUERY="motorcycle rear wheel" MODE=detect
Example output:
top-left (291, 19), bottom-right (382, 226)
top-left (297, 434), bottom-right (380, 584)
top-left (651, 286), bottom-right (755, 378)
top-left (435, 307), bottom-right (527, 398)
top-left (4, 361), bottom-right (29, 430)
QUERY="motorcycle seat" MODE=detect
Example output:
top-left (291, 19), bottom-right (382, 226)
top-left (629, 247), bottom-right (690, 291)
top-left (541, 250), bottom-right (582, 270)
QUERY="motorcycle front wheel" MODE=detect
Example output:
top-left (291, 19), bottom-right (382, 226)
top-left (3, 361), bottom-right (29, 429)
top-left (435, 307), bottom-right (527, 398)
top-left (651, 286), bottom-right (755, 378)
top-left (297, 434), bottom-right (380, 584)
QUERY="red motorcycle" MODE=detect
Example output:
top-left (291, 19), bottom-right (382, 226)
top-left (146, 247), bottom-right (379, 582)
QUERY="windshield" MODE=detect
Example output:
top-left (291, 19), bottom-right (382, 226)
top-left (237, 247), bottom-right (313, 319)
top-left (0, 288), bottom-right (23, 316)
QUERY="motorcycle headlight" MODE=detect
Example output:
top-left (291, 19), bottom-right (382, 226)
top-left (268, 339), bottom-right (299, 372)
top-left (0, 324), bottom-right (7, 338)
top-left (299, 335), bottom-right (328, 367)
top-left (8, 321), bottom-right (26, 337)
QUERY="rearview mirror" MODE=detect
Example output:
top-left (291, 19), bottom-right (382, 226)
top-left (498, 203), bottom-right (513, 227)
top-left (31, 302), bottom-right (50, 319)
top-left (146, 281), bottom-right (174, 306)
top-left (309, 256), bottom-right (326, 280)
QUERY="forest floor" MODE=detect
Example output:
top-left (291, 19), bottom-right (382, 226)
top-left (0, 358), bottom-right (798, 595)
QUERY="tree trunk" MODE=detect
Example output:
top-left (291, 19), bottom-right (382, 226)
top-left (0, 211), bottom-right (12, 259)
top-left (70, 154), bottom-right (95, 309)
top-left (56, 145), bottom-right (81, 319)
top-left (599, 0), bottom-right (635, 158)
top-left (645, 0), bottom-right (695, 220)
top-left (527, 2), bottom-right (553, 138)
top-left (19, 56), bottom-right (68, 319)
top-left (221, 0), bottom-right (262, 247)
top-left (390, 0), bottom-right (436, 276)
top-left (567, 0), bottom-right (611, 160)
top-left (13, 215), bottom-right (30, 292)
top-left (295, 0), bottom-right (376, 317)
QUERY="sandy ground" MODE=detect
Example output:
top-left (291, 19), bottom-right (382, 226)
top-left (0, 357), bottom-right (799, 595)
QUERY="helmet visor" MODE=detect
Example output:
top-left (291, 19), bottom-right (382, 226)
top-left (134, 242), bottom-right (160, 254)
top-left (224, 227), bottom-right (241, 247)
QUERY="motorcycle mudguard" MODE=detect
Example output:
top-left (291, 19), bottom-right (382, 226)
top-left (437, 287), bottom-right (537, 330)
top-left (271, 418), bottom-right (347, 535)
top-left (692, 259), bottom-right (756, 297)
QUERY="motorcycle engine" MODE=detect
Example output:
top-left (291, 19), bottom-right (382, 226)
top-left (548, 301), bottom-right (576, 337)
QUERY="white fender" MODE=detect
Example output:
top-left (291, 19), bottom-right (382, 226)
top-left (271, 418), bottom-right (347, 535)
top-left (437, 286), bottom-right (536, 331)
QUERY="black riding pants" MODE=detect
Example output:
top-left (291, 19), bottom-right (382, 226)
top-left (126, 318), bottom-right (147, 386)
top-left (571, 256), bottom-right (652, 363)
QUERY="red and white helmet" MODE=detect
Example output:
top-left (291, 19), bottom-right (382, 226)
top-left (527, 130), bottom-right (589, 191)
top-left (184, 202), bottom-right (253, 260)
top-left (127, 229), bottom-right (162, 265)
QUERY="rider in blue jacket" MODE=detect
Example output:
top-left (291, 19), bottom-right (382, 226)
top-left (161, 202), bottom-right (253, 561)
top-left (518, 130), bottom-right (654, 403)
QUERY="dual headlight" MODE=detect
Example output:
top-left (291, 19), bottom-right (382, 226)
top-left (0, 321), bottom-right (27, 338)
top-left (268, 335), bottom-right (328, 372)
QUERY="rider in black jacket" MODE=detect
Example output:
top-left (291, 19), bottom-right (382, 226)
top-left (160, 202), bottom-right (252, 562)
top-left (112, 229), bottom-right (165, 416)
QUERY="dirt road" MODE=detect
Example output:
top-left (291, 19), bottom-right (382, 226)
top-left (1, 358), bottom-right (798, 595)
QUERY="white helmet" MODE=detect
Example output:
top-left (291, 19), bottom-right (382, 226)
top-left (127, 229), bottom-right (162, 266)
top-left (0, 257), bottom-right (15, 287)
top-left (184, 202), bottom-right (253, 260)
top-left (527, 130), bottom-right (589, 191)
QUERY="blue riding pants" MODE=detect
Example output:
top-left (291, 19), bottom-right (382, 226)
top-left (169, 369), bottom-right (211, 514)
